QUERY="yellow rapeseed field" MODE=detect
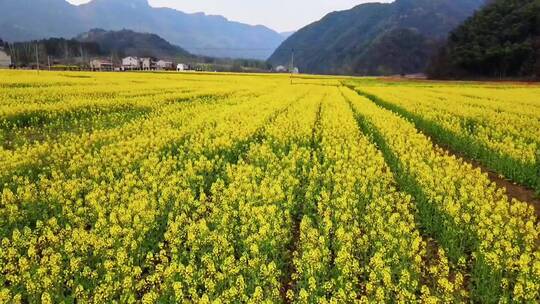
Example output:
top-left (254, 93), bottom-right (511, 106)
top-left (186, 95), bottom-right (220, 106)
top-left (0, 71), bottom-right (539, 303)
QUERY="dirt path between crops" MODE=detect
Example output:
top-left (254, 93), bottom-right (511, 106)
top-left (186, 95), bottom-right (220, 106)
top-left (281, 216), bottom-right (300, 304)
top-left (346, 85), bottom-right (540, 217)
top-left (280, 102), bottom-right (323, 304)
top-left (433, 139), bottom-right (540, 218)
top-left (480, 162), bottom-right (540, 216)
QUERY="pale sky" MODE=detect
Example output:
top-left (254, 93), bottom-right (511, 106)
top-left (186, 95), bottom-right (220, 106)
top-left (66, 0), bottom-right (392, 32)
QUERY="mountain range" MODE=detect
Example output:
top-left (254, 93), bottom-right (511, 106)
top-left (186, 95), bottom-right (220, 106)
top-left (268, 0), bottom-right (487, 75)
top-left (6, 28), bottom-right (273, 72)
top-left (6, 28), bottom-right (194, 67)
top-left (0, 0), bottom-right (284, 59)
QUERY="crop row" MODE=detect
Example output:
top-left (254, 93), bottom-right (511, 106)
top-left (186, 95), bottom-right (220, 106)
top-left (349, 83), bottom-right (540, 193)
top-left (0, 76), bottom-right (308, 302)
top-left (0, 72), bottom-right (538, 303)
top-left (343, 87), bottom-right (539, 302)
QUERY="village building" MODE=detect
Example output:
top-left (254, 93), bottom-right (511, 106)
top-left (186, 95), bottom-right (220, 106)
top-left (141, 58), bottom-right (156, 71)
top-left (122, 56), bottom-right (140, 70)
top-left (0, 47), bottom-right (12, 67)
top-left (275, 65), bottom-right (287, 73)
top-left (90, 59), bottom-right (113, 71)
top-left (177, 63), bottom-right (188, 71)
top-left (156, 60), bottom-right (174, 70)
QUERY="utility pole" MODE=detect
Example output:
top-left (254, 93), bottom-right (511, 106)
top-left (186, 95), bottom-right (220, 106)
top-left (48, 56), bottom-right (51, 70)
top-left (290, 48), bottom-right (294, 85)
top-left (35, 43), bottom-right (40, 74)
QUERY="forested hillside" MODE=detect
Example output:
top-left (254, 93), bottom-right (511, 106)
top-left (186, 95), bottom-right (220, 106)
top-left (4, 29), bottom-right (192, 66)
top-left (76, 29), bottom-right (192, 59)
top-left (268, 0), bottom-right (485, 75)
top-left (428, 0), bottom-right (540, 79)
top-left (3, 29), bottom-right (271, 72)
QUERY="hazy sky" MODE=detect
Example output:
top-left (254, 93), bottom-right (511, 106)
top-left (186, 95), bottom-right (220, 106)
top-left (66, 0), bottom-right (392, 32)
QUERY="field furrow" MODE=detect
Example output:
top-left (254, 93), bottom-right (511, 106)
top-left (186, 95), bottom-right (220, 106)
top-left (129, 86), bottom-right (323, 302)
top-left (344, 87), bottom-right (540, 302)
top-left (0, 83), bottom-right (308, 302)
top-left (348, 83), bottom-right (540, 193)
top-left (1, 71), bottom-right (539, 303)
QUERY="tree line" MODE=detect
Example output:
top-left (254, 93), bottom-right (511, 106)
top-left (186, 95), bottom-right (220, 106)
top-left (428, 0), bottom-right (540, 80)
top-left (0, 36), bottom-right (271, 72)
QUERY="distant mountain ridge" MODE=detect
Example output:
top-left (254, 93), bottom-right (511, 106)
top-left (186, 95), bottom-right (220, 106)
top-left (279, 31), bottom-right (296, 39)
top-left (6, 29), bottom-right (273, 72)
top-left (0, 0), bottom-right (284, 59)
top-left (268, 0), bottom-right (486, 75)
top-left (5, 28), bottom-right (194, 67)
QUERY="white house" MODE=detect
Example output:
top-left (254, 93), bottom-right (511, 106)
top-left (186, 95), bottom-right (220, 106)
top-left (122, 56), bottom-right (140, 70)
top-left (292, 67), bottom-right (300, 74)
top-left (156, 60), bottom-right (174, 70)
top-left (90, 59), bottom-right (113, 71)
top-left (141, 58), bottom-right (156, 71)
top-left (275, 65), bottom-right (287, 73)
top-left (0, 48), bottom-right (11, 67)
top-left (177, 63), bottom-right (188, 71)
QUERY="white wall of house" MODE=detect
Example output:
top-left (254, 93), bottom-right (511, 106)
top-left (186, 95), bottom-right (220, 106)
top-left (141, 58), bottom-right (156, 70)
top-left (90, 60), bottom-right (100, 69)
top-left (122, 56), bottom-right (140, 69)
top-left (0, 49), bottom-right (11, 67)
top-left (275, 65), bottom-right (287, 72)
top-left (177, 63), bottom-right (187, 71)
top-left (90, 59), bottom-right (112, 71)
top-left (157, 60), bottom-right (173, 70)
